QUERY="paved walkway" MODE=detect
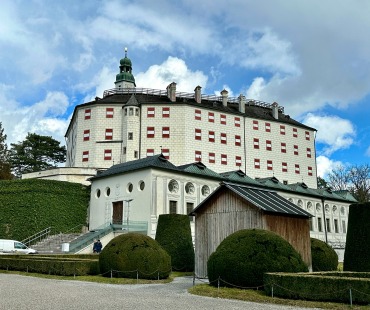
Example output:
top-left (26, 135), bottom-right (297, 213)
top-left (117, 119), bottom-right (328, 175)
top-left (0, 274), bottom-right (321, 310)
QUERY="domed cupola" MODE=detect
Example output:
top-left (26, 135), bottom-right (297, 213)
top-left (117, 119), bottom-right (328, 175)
top-left (115, 47), bottom-right (136, 89)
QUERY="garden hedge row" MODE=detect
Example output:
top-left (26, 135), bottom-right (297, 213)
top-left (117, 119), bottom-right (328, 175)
top-left (0, 179), bottom-right (90, 241)
top-left (0, 255), bottom-right (99, 276)
top-left (264, 271), bottom-right (370, 304)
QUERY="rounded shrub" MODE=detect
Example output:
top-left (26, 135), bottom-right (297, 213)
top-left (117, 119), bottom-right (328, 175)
top-left (311, 238), bottom-right (338, 271)
top-left (207, 229), bottom-right (308, 288)
top-left (155, 214), bottom-right (194, 271)
top-left (99, 233), bottom-right (171, 279)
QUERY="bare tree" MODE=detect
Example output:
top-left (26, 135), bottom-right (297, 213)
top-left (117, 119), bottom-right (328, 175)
top-left (327, 165), bottom-right (350, 191)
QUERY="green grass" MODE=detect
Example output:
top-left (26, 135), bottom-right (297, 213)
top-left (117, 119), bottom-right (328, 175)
top-left (189, 284), bottom-right (370, 309)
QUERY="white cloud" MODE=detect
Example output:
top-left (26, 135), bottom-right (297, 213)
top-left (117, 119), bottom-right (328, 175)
top-left (135, 57), bottom-right (208, 92)
top-left (302, 113), bottom-right (356, 155)
top-left (316, 155), bottom-right (343, 178)
top-left (246, 77), bottom-right (267, 99)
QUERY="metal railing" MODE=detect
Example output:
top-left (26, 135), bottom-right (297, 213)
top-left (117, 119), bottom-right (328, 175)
top-left (21, 227), bottom-right (52, 246)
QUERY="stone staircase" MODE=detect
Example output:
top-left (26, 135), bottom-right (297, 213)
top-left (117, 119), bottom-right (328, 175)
top-left (31, 233), bottom-right (83, 254)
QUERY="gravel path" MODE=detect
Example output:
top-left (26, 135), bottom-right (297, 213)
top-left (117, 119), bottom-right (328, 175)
top-left (0, 274), bottom-right (321, 310)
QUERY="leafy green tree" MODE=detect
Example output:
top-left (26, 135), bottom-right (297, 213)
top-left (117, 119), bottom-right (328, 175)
top-left (317, 176), bottom-right (328, 189)
top-left (0, 122), bottom-right (12, 180)
top-left (9, 133), bottom-right (66, 177)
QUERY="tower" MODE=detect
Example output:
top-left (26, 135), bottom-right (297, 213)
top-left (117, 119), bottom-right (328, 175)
top-left (115, 47), bottom-right (136, 89)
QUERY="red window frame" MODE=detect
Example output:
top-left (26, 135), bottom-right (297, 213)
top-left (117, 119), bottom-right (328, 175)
top-left (162, 148), bottom-right (170, 159)
top-left (195, 151), bottom-right (202, 161)
top-left (162, 127), bottom-right (170, 138)
top-left (83, 129), bottom-right (90, 141)
top-left (254, 158), bottom-right (260, 169)
top-left (147, 127), bottom-right (155, 138)
top-left (293, 128), bottom-right (298, 138)
top-left (295, 164), bottom-right (300, 174)
top-left (195, 128), bottom-right (202, 140)
top-left (305, 131), bottom-right (310, 140)
top-left (235, 135), bottom-right (241, 146)
top-left (104, 149), bottom-right (112, 160)
top-left (162, 107), bottom-right (170, 118)
top-left (82, 151), bottom-right (89, 162)
top-left (234, 117), bottom-right (240, 127)
top-left (84, 109), bottom-right (91, 120)
top-left (146, 149), bottom-right (155, 157)
top-left (221, 154), bottom-right (227, 165)
top-left (209, 152), bottom-right (215, 164)
top-left (253, 138), bottom-right (259, 149)
top-left (281, 142), bottom-right (286, 153)
top-left (307, 148), bottom-right (312, 158)
top-left (308, 166), bottom-right (313, 176)
top-left (280, 125), bottom-right (286, 135)
top-left (147, 107), bottom-right (155, 118)
top-left (220, 133), bottom-right (227, 144)
top-left (105, 128), bottom-right (113, 140)
top-left (235, 156), bottom-right (242, 167)
top-left (265, 122), bottom-right (271, 132)
top-left (220, 114), bottom-right (226, 125)
top-left (266, 140), bottom-right (272, 151)
top-left (106, 108), bottom-right (114, 118)
top-left (294, 145), bottom-right (299, 155)
top-left (208, 112), bottom-right (214, 122)
top-left (267, 160), bottom-right (273, 171)
top-left (282, 162), bottom-right (288, 172)
top-left (208, 131), bottom-right (215, 143)
top-left (253, 120), bottom-right (259, 130)
top-left (195, 109), bottom-right (201, 120)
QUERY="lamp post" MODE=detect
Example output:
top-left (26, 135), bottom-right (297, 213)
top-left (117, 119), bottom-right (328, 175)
top-left (124, 199), bottom-right (133, 231)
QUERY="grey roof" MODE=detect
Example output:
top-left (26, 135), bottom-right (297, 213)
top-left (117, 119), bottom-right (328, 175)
top-left (257, 176), bottom-right (292, 191)
top-left (333, 190), bottom-right (358, 202)
top-left (219, 170), bottom-right (261, 186)
top-left (177, 162), bottom-right (221, 179)
top-left (191, 182), bottom-right (312, 218)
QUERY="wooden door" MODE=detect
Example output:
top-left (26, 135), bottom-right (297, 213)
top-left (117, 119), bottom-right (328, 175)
top-left (112, 201), bottom-right (123, 224)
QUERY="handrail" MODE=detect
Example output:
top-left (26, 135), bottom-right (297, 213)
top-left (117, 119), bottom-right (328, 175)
top-left (21, 227), bottom-right (52, 246)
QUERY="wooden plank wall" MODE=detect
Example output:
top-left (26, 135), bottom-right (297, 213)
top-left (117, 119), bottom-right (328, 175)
top-left (264, 214), bottom-right (312, 269)
top-left (194, 189), bottom-right (264, 278)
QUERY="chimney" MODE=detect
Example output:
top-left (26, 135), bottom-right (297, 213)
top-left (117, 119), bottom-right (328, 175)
top-left (221, 89), bottom-right (228, 107)
top-left (238, 94), bottom-right (246, 113)
top-left (272, 102), bottom-right (279, 119)
top-left (194, 86), bottom-right (202, 103)
top-left (166, 82), bottom-right (177, 102)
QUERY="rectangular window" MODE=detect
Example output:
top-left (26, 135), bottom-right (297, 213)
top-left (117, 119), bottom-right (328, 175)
top-left (146, 149), bottom-right (154, 157)
top-left (280, 125), bottom-right (286, 135)
top-left (129, 108), bottom-right (133, 116)
top-left (84, 109), bottom-right (91, 120)
top-left (105, 128), bottom-right (113, 140)
top-left (254, 158), bottom-right (260, 169)
top-left (147, 127), bottom-right (155, 138)
top-left (106, 108), bottom-right (114, 118)
top-left (221, 154), bottom-right (227, 165)
top-left (162, 107), bottom-right (170, 118)
top-left (326, 218), bottom-right (331, 233)
top-left (309, 218), bottom-right (313, 231)
top-left (267, 160), bottom-right (273, 170)
top-left (123, 147), bottom-right (127, 155)
top-left (235, 156), bottom-right (242, 167)
top-left (220, 133), bottom-right (227, 144)
top-left (307, 148), bottom-right (312, 158)
top-left (265, 122), bottom-right (271, 132)
top-left (195, 150), bottom-right (202, 161)
top-left (169, 200), bottom-right (177, 214)
top-left (208, 112), bottom-right (214, 122)
top-left (82, 151), bottom-right (89, 162)
top-left (293, 128), bottom-right (298, 137)
top-left (209, 152), bottom-right (215, 163)
top-left (234, 117), bottom-right (240, 127)
top-left (134, 151), bottom-right (138, 158)
top-left (281, 142), bottom-right (286, 153)
top-left (334, 219), bottom-right (339, 233)
top-left (104, 149), bottom-right (112, 160)
top-left (195, 109), bottom-right (202, 120)
top-left (318, 217), bottom-right (323, 232)
top-left (162, 148), bottom-right (169, 159)
top-left (235, 135), bottom-right (241, 146)
top-left (208, 131), bottom-right (215, 143)
top-left (253, 138), bottom-right (259, 149)
top-left (253, 120), bottom-right (259, 130)
top-left (147, 107), bottom-right (155, 118)
top-left (162, 127), bottom-right (170, 138)
top-left (305, 131), bottom-right (310, 140)
top-left (195, 128), bottom-right (202, 140)
top-left (83, 129), bottom-right (90, 141)
top-left (294, 145), bottom-right (299, 155)
top-left (220, 114), bottom-right (226, 125)
top-left (308, 166), bottom-right (313, 176)
top-left (282, 162), bottom-right (288, 172)
top-left (342, 220), bottom-right (346, 233)
top-left (128, 132), bottom-right (133, 140)
top-left (187, 202), bottom-right (194, 221)
top-left (295, 164), bottom-right (300, 174)
top-left (266, 140), bottom-right (272, 151)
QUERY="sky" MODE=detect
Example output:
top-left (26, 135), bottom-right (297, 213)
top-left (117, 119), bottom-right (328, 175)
top-left (0, 0), bottom-right (369, 179)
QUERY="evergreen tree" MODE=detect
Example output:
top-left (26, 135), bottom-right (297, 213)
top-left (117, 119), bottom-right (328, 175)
top-left (9, 133), bottom-right (66, 177)
top-left (0, 122), bottom-right (12, 180)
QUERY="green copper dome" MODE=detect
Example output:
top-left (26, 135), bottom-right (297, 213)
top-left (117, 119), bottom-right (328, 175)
top-left (115, 48), bottom-right (136, 86)
top-left (120, 56), bottom-right (132, 67)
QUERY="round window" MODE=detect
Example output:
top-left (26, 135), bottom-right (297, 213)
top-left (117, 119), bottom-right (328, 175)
top-left (325, 204), bottom-right (330, 213)
top-left (201, 185), bottom-right (210, 196)
top-left (316, 204), bottom-right (321, 212)
top-left (185, 182), bottom-right (195, 195)
top-left (139, 181), bottom-right (145, 191)
top-left (96, 189), bottom-right (101, 198)
top-left (307, 202), bottom-right (313, 211)
top-left (105, 187), bottom-right (111, 197)
top-left (127, 183), bottom-right (133, 193)
top-left (340, 206), bottom-right (345, 215)
top-left (168, 180), bottom-right (179, 193)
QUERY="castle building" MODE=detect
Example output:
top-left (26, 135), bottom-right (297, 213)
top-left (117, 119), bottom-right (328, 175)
top-left (65, 50), bottom-right (318, 188)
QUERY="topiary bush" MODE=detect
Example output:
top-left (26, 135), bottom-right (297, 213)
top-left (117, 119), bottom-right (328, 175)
top-left (207, 229), bottom-right (308, 288)
top-left (155, 214), bottom-right (194, 271)
top-left (99, 233), bottom-right (171, 279)
top-left (344, 203), bottom-right (370, 271)
top-left (311, 238), bottom-right (338, 271)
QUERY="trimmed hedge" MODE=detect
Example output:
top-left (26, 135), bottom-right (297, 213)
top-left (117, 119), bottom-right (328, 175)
top-left (344, 203), bottom-right (370, 271)
top-left (0, 255), bottom-right (99, 276)
top-left (207, 229), bottom-right (308, 288)
top-left (264, 272), bottom-right (370, 304)
top-left (0, 179), bottom-right (89, 241)
top-left (311, 238), bottom-right (338, 271)
top-left (155, 214), bottom-right (194, 271)
top-left (99, 233), bottom-right (171, 279)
